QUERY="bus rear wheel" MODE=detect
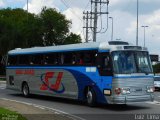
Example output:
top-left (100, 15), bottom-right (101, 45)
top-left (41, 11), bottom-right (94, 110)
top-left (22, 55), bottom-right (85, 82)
top-left (86, 88), bottom-right (96, 107)
top-left (22, 83), bottom-right (30, 97)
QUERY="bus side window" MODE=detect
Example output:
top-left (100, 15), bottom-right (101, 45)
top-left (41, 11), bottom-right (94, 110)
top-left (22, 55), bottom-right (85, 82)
top-left (8, 55), bottom-right (17, 66)
top-left (72, 54), bottom-right (76, 65)
top-left (61, 54), bottom-right (64, 65)
top-left (43, 53), bottom-right (58, 65)
top-left (97, 53), bottom-right (113, 76)
top-left (54, 54), bottom-right (58, 65)
top-left (83, 51), bottom-right (96, 65)
top-left (76, 52), bottom-right (84, 65)
top-left (30, 55), bottom-right (35, 65)
top-left (18, 55), bottom-right (30, 65)
top-left (30, 54), bottom-right (43, 65)
top-left (63, 53), bottom-right (72, 65)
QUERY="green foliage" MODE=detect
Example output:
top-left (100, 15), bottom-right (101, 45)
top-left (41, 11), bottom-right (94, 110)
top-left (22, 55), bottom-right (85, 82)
top-left (0, 8), bottom-right (42, 55)
top-left (63, 32), bottom-right (82, 44)
top-left (0, 107), bottom-right (27, 120)
top-left (0, 7), bottom-right (81, 56)
top-left (0, 7), bottom-right (81, 75)
top-left (40, 7), bottom-right (71, 45)
top-left (153, 63), bottom-right (160, 74)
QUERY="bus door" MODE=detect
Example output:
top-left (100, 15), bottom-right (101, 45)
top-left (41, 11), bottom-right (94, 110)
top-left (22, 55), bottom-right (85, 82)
top-left (97, 52), bottom-right (113, 93)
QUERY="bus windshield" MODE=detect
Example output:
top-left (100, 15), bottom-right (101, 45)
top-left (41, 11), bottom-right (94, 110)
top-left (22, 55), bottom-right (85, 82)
top-left (111, 51), bottom-right (153, 74)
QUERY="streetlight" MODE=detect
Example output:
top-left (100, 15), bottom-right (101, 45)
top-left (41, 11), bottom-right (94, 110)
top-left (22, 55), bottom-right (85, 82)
top-left (136, 0), bottom-right (139, 46)
top-left (27, 0), bottom-right (28, 13)
top-left (141, 26), bottom-right (149, 47)
top-left (109, 17), bottom-right (113, 41)
top-left (26, 0), bottom-right (29, 21)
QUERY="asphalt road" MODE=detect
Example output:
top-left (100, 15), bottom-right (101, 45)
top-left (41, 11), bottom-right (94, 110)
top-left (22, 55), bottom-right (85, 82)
top-left (1, 82), bottom-right (160, 120)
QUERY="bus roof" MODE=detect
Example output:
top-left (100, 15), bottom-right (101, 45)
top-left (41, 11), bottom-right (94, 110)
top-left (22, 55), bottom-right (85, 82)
top-left (8, 41), bottom-right (147, 55)
top-left (8, 42), bottom-right (109, 55)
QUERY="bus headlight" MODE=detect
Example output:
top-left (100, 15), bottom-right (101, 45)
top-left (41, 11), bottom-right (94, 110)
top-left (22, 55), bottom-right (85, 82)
top-left (147, 86), bottom-right (154, 93)
top-left (104, 89), bottom-right (111, 96)
top-left (121, 88), bottom-right (130, 94)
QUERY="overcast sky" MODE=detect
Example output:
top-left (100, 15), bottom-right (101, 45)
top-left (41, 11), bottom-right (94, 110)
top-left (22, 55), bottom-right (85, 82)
top-left (0, 0), bottom-right (160, 55)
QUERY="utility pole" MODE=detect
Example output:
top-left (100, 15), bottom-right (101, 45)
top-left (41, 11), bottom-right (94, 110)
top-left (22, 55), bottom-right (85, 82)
top-left (83, 0), bottom-right (109, 42)
top-left (109, 17), bottom-right (113, 41)
top-left (93, 0), bottom-right (98, 42)
top-left (136, 0), bottom-right (139, 46)
top-left (83, 11), bottom-right (94, 42)
top-left (27, 0), bottom-right (28, 13)
top-left (83, 11), bottom-right (89, 42)
top-left (141, 26), bottom-right (149, 47)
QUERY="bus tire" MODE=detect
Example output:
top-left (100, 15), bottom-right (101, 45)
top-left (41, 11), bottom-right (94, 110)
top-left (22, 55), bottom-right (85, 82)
top-left (86, 87), bottom-right (96, 107)
top-left (22, 83), bottom-right (30, 97)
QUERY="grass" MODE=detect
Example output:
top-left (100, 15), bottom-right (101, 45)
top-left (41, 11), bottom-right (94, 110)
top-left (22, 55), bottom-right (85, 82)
top-left (0, 107), bottom-right (27, 120)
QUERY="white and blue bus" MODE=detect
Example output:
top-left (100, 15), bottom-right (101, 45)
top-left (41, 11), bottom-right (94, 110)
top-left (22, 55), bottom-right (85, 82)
top-left (6, 41), bottom-right (154, 106)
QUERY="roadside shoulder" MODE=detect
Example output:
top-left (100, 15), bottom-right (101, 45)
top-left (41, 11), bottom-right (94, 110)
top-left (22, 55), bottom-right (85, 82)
top-left (0, 99), bottom-right (73, 120)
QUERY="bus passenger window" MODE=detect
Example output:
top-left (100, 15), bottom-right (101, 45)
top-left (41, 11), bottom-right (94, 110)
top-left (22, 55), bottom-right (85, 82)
top-left (79, 58), bottom-right (84, 64)
top-left (8, 55), bottom-right (17, 66)
top-left (63, 53), bottom-right (73, 65)
top-left (76, 53), bottom-right (84, 65)
top-left (72, 54), bottom-right (76, 65)
top-left (18, 55), bottom-right (30, 65)
top-left (61, 54), bottom-right (64, 64)
top-left (44, 53), bottom-right (57, 65)
top-left (97, 53), bottom-right (112, 76)
top-left (30, 55), bottom-right (43, 65)
top-left (84, 52), bottom-right (96, 65)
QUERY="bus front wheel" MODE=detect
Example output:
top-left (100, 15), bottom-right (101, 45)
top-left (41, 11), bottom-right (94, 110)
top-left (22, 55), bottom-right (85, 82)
top-left (86, 88), bottom-right (96, 107)
top-left (22, 83), bottom-right (30, 97)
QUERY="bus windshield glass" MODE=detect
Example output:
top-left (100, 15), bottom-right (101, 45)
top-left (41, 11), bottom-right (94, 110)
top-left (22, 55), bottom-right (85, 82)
top-left (112, 51), bottom-right (152, 74)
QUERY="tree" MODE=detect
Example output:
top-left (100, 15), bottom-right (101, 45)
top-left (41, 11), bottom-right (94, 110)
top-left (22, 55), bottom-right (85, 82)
top-left (40, 7), bottom-right (71, 45)
top-left (0, 7), bottom-right (82, 56)
top-left (0, 8), bottom-right (43, 56)
top-left (63, 32), bottom-right (81, 44)
top-left (153, 63), bottom-right (160, 74)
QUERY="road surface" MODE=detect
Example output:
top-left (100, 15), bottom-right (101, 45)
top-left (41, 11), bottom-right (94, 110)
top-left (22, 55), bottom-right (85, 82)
top-left (0, 82), bottom-right (160, 120)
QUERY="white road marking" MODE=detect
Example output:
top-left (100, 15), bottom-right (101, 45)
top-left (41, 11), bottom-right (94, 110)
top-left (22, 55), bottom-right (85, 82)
top-left (0, 84), bottom-right (6, 89)
top-left (0, 87), bottom-right (5, 89)
top-left (1, 98), bottom-right (86, 120)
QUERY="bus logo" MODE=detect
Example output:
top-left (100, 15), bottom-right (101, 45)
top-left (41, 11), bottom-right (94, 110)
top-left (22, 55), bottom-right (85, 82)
top-left (40, 72), bottom-right (65, 93)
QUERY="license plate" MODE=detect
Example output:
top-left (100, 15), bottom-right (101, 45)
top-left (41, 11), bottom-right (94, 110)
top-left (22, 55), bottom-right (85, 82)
top-left (134, 88), bottom-right (142, 92)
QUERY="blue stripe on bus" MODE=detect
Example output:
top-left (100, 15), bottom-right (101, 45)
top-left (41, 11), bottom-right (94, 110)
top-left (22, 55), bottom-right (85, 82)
top-left (65, 69), bottom-right (107, 103)
top-left (98, 50), bottom-right (109, 53)
top-left (8, 48), bottom-right (100, 55)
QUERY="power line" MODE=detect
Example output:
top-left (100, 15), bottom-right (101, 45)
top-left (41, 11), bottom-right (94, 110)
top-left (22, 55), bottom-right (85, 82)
top-left (83, 0), bottom-right (109, 42)
top-left (84, 0), bottom-right (91, 10)
top-left (60, 0), bottom-right (83, 21)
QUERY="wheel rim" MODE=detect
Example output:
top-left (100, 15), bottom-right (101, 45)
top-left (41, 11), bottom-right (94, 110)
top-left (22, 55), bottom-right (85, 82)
top-left (23, 85), bottom-right (28, 96)
top-left (87, 91), bottom-right (93, 104)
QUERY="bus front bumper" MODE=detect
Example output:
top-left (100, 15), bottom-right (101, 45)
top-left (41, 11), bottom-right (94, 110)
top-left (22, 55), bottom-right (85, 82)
top-left (107, 94), bottom-right (154, 104)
